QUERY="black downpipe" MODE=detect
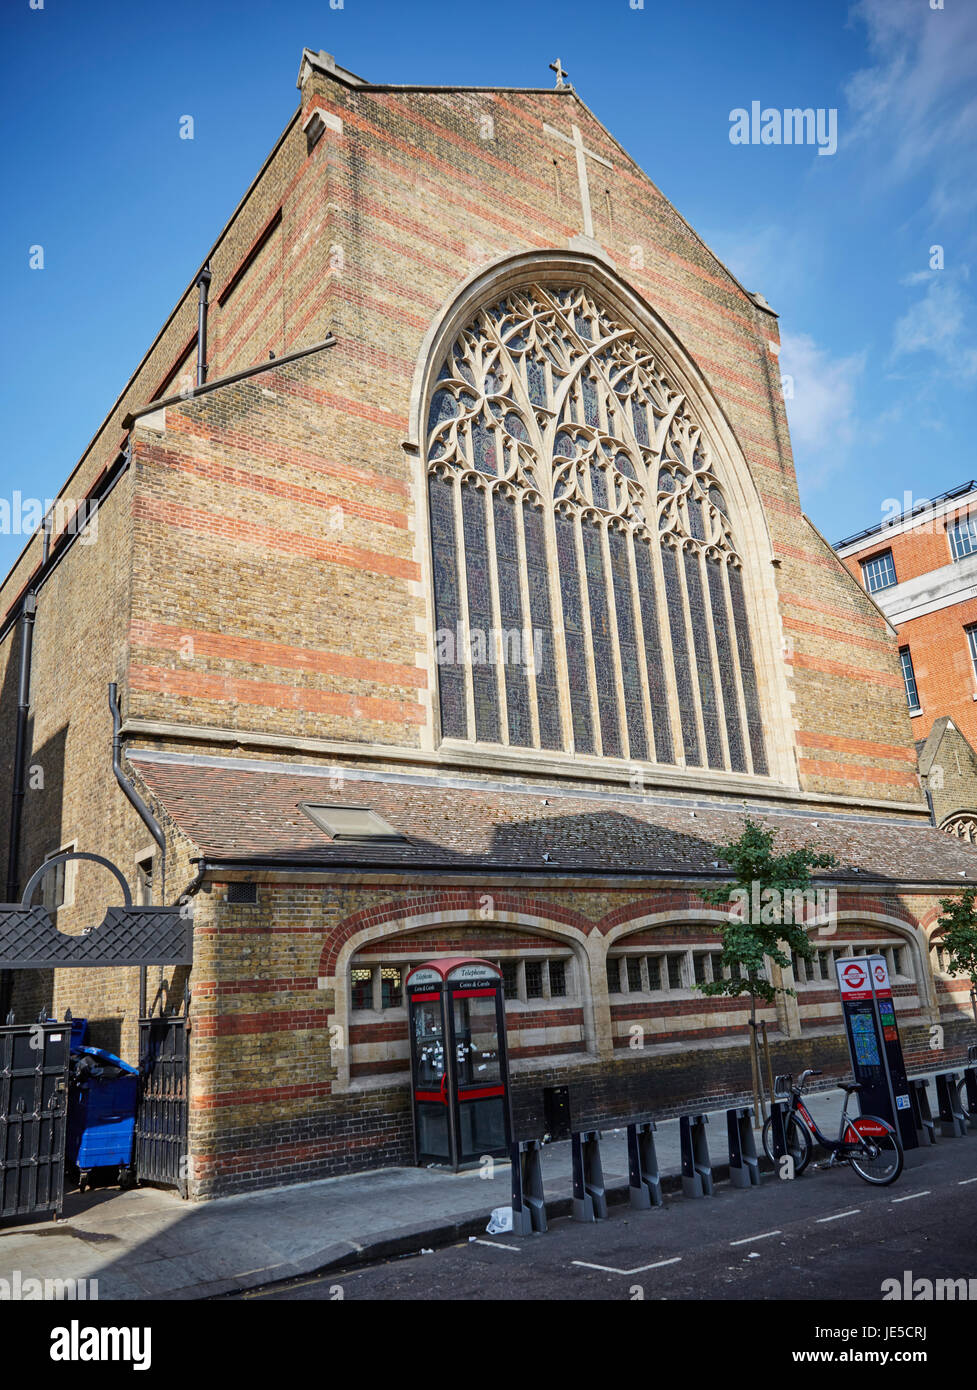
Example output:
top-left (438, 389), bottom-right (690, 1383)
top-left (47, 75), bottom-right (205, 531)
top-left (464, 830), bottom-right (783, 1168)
top-left (4, 593), bottom-right (37, 902)
top-left (1, 593), bottom-right (36, 1016)
top-left (195, 262), bottom-right (212, 387)
top-left (108, 682), bottom-right (167, 1017)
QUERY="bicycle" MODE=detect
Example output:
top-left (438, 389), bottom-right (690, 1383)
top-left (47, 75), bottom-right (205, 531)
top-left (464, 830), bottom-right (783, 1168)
top-left (761, 1069), bottom-right (904, 1186)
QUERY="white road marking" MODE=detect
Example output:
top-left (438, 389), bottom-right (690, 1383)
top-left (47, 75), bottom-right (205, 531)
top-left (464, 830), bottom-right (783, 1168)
top-left (729, 1230), bottom-right (781, 1246)
top-left (958, 1177), bottom-right (977, 1186)
top-left (470, 1238), bottom-right (521, 1251)
top-left (816, 1209), bottom-right (860, 1223)
top-left (891, 1190), bottom-right (931, 1203)
top-left (571, 1255), bottom-right (682, 1275)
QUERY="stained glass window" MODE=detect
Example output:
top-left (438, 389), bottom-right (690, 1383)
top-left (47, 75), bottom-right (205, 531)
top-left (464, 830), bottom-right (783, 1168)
top-left (424, 281), bottom-right (769, 776)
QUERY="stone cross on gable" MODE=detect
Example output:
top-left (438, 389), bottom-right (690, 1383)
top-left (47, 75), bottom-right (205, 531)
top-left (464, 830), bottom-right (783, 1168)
top-left (543, 120), bottom-right (613, 241)
top-left (549, 57), bottom-right (569, 89)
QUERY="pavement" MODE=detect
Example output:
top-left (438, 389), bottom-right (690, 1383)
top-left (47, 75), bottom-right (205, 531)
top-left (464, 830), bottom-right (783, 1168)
top-left (0, 1068), bottom-right (968, 1300)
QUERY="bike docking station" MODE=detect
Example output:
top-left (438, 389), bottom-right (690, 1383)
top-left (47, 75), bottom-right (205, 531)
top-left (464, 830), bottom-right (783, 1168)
top-left (510, 1138), bottom-right (547, 1235)
top-left (726, 1105), bottom-right (760, 1188)
top-left (570, 1129), bottom-right (607, 1222)
top-left (965, 1045), bottom-right (977, 1120)
top-left (908, 1077), bottom-right (936, 1145)
top-left (835, 953), bottom-right (919, 1160)
top-left (934, 1071), bottom-right (970, 1138)
top-left (767, 1096), bottom-right (794, 1169)
top-left (627, 1120), bottom-right (663, 1210)
top-left (679, 1112), bottom-right (714, 1197)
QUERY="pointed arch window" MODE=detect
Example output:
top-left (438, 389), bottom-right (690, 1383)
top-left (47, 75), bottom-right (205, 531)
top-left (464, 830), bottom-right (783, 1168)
top-left (425, 283), bottom-right (768, 776)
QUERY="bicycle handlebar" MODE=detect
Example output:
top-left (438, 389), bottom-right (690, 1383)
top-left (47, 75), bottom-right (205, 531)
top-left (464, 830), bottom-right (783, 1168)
top-left (797, 1068), bottom-right (823, 1090)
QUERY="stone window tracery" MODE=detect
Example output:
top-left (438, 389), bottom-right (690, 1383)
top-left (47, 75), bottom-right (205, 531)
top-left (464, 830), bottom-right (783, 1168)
top-left (425, 282), bottom-right (768, 775)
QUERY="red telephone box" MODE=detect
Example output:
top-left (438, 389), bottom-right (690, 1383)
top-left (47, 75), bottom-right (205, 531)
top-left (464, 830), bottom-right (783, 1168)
top-left (405, 957), bottom-right (511, 1169)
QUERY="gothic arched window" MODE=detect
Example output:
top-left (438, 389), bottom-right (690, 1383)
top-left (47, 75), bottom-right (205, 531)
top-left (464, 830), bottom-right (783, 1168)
top-left (425, 282), bottom-right (768, 776)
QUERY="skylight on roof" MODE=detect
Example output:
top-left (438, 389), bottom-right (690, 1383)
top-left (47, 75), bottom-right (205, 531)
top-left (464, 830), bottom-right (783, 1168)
top-left (300, 804), bottom-right (406, 842)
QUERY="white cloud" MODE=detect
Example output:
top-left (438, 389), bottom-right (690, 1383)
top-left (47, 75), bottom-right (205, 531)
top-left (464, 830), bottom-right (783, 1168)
top-left (779, 331), bottom-right (867, 488)
top-left (845, 0), bottom-right (977, 218)
top-left (891, 274), bottom-right (977, 378)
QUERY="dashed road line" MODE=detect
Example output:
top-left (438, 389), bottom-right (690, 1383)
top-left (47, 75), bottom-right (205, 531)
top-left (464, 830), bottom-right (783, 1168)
top-left (470, 1238), bottom-right (521, 1251)
top-left (571, 1255), bottom-right (682, 1276)
top-left (729, 1230), bottom-right (781, 1246)
top-left (958, 1177), bottom-right (977, 1186)
top-left (891, 1190), bottom-right (931, 1203)
top-left (816, 1209), bottom-right (860, 1223)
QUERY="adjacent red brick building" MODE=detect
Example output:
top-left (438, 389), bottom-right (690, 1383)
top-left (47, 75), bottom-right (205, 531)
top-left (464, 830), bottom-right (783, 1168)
top-left (836, 481), bottom-right (977, 836)
top-left (1, 50), bottom-right (975, 1196)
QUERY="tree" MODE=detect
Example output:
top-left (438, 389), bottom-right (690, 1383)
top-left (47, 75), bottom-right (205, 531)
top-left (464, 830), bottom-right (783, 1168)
top-left (935, 887), bottom-right (977, 1029)
top-left (695, 818), bottom-right (839, 1120)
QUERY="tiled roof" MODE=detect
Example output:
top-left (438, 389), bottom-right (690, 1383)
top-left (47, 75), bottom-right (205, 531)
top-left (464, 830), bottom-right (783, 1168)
top-left (128, 752), bottom-right (977, 886)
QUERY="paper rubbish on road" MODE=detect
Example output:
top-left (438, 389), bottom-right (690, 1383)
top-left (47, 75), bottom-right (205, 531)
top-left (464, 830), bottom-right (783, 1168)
top-left (486, 1206), bottom-right (513, 1234)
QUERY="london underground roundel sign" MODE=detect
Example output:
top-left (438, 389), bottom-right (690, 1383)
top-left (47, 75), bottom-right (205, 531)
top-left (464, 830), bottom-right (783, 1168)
top-left (838, 959), bottom-right (871, 999)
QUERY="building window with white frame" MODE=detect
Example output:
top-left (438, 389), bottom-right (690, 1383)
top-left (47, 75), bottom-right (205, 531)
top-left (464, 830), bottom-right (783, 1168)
top-left (606, 947), bottom-right (735, 996)
top-left (899, 647), bottom-right (920, 713)
top-left (348, 952), bottom-right (574, 1013)
top-left (966, 626), bottom-right (977, 686)
top-left (948, 514), bottom-right (977, 561)
top-left (793, 940), bottom-right (913, 986)
top-left (861, 549), bottom-right (897, 593)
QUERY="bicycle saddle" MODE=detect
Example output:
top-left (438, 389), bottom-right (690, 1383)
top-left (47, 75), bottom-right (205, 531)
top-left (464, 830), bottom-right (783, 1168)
top-left (839, 1082), bottom-right (862, 1092)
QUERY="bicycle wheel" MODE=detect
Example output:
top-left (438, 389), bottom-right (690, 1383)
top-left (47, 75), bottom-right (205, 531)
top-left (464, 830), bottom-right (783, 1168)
top-left (848, 1116), bottom-right (903, 1186)
top-left (762, 1114), bottom-right (812, 1175)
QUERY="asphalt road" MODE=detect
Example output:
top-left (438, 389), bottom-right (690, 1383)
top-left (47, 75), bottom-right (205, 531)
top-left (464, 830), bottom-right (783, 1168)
top-left (241, 1140), bottom-right (977, 1302)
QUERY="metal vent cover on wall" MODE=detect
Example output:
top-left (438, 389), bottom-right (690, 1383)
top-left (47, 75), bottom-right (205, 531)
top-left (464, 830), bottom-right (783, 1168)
top-left (226, 881), bottom-right (258, 904)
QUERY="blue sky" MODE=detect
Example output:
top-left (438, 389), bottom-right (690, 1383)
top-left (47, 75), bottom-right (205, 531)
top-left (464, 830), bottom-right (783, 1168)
top-left (1, 0), bottom-right (975, 579)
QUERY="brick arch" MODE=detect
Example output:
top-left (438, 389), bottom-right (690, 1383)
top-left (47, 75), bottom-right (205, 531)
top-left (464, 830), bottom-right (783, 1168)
top-left (833, 894), bottom-right (921, 929)
top-left (599, 904), bottom-right (731, 950)
top-left (324, 896), bottom-right (598, 1090)
top-left (824, 909), bottom-right (936, 1019)
top-left (595, 891), bottom-right (718, 939)
top-left (318, 891), bottom-right (592, 979)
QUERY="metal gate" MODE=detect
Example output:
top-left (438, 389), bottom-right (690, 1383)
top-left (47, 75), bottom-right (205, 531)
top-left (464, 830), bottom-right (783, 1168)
top-left (0, 1020), bottom-right (70, 1220)
top-left (135, 1012), bottom-right (189, 1197)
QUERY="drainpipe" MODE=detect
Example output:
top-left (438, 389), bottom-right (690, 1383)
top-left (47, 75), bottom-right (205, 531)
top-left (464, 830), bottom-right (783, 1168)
top-left (1, 593), bottom-right (37, 1017)
top-left (108, 683), bottom-right (167, 1018)
top-left (5, 594), bottom-right (37, 902)
top-left (195, 262), bottom-right (212, 387)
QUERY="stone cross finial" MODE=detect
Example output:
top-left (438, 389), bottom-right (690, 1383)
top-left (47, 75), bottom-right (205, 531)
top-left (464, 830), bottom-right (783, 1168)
top-left (549, 58), bottom-right (569, 89)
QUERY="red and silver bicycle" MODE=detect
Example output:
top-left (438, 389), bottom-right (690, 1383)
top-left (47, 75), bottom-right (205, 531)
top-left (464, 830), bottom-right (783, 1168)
top-left (762, 1069), bottom-right (904, 1186)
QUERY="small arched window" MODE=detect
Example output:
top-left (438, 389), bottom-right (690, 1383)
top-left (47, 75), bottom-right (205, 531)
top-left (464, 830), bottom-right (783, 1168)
top-left (425, 282), bottom-right (768, 775)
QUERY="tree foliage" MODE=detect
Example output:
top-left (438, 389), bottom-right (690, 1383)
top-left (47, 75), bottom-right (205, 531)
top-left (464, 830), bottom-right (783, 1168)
top-left (696, 818), bottom-right (839, 1007)
top-left (936, 887), bottom-right (977, 991)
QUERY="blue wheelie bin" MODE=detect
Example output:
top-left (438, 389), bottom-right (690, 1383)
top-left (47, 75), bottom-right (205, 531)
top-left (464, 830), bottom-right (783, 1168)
top-left (66, 1046), bottom-right (139, 1191)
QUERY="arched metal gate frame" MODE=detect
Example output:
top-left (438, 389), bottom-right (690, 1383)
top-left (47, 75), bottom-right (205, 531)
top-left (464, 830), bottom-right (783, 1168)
top-left (0, 851), bottom-right (193, 1220)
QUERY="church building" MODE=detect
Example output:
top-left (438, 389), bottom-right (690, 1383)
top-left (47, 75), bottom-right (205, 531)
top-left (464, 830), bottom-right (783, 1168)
top-left (1, 49), bottom-right (974, 1196)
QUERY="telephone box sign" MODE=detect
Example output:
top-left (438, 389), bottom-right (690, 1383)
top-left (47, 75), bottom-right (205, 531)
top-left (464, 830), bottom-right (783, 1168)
top-left (406, 969), bottom-right (441, 987)
top-left (835, 953), bottom-right (916, 1151)
top-left (445, 963), bottom-right (499, 983)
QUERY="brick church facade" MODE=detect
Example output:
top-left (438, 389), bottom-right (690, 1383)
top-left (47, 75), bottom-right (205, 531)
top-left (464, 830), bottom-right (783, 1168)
top-left (1, 49), bottom-right (974, 1196)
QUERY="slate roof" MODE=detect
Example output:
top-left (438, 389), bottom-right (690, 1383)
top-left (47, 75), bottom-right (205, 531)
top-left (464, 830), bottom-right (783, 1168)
top-left (128, 752), bottom-right (977, 887)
